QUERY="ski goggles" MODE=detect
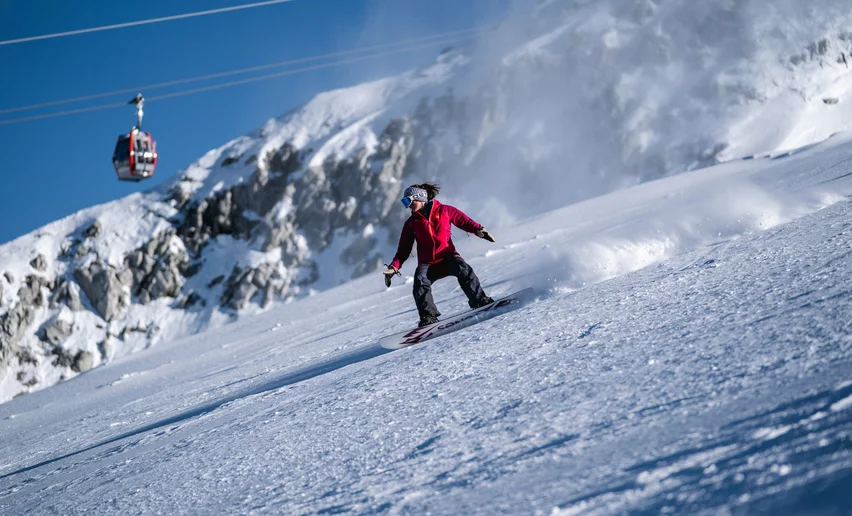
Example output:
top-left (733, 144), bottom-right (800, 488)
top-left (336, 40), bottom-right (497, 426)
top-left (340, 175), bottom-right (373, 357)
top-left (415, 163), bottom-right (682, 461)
top-left (400, 196), bottom-right (414, 208)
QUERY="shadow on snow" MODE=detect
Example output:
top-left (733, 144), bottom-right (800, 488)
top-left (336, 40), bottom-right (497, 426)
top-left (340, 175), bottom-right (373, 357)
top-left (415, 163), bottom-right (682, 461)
top-left (0, 344), bottom-right (393, 481)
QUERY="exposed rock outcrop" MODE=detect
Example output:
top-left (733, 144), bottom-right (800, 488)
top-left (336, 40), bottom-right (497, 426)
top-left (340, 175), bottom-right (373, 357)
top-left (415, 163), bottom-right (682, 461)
top-left (83, 220), bottom-right (102, 238)
top-left (1, 304), bottom-right (34, 365)
top-left (1, 274), bottom-right (55, 368)
top-left (125, 231), bottom-right (190, 304)
top-left (72, 351), bottom-right (94, 373)
top-left (220, 262), bottom-right (287, 310)
top-left (51, 347), bottom-right (94, 373)
top-left (50, 279), bottom-right (84, 311)
top-left (97, 339), bottom-right (115, 362)
top-left (178, 191), bottom-right (256, 256)
top-left (39, 317), bottom-right (73, 346)
top-left (74, 262), bottom-right (131, 322)
top-left (341, 236), bottom-right (379, 267)
top-left (19, 274), bottom-right (51, 308)
top-left (231, 142), bottom-right (301, 217)
top-left (30, 254), bottom-right (47, 272)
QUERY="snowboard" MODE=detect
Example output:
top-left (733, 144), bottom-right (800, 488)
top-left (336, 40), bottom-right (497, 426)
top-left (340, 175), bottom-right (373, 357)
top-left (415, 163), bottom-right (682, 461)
top-left (379, 288), bottom-right (536, 350)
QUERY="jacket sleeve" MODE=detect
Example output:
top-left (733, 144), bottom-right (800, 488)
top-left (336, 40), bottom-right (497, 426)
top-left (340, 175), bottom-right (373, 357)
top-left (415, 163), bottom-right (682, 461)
top-left (390, 222), bottom-right (415, 270)
top-left (446, 205), bottom-right (483, 234)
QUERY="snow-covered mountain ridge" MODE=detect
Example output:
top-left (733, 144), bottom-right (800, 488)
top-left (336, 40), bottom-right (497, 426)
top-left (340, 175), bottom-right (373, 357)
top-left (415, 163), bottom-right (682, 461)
top-left (1, 126), bottom-right (850, 514)
top-left (3, 0), bottom-right (852, 402)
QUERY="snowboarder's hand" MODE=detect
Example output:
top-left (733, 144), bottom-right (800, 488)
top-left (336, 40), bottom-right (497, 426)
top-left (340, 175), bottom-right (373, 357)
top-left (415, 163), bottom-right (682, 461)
top-left (476, 228), bottom-right (496, 242)
top-left (383, 264), bottom-right (400, 287)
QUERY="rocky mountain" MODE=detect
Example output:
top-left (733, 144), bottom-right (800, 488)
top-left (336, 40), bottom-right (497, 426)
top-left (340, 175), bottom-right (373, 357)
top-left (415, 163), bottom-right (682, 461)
top-left (3, 0), bottom-right (852, 402)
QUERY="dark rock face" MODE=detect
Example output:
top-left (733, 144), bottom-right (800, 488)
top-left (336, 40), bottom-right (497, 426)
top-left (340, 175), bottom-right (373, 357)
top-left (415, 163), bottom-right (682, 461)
top-left (341, 236), bottom-right (379, 267)
top-left (51, 279), bottom-right (84, 312)
top-left (72, 351), bottom-right (94, 373)
top-left (179, 119), bottom-right (416, 311)
top-left (97, 339), bottom-right (114, 362)
top-left (351, 254), bottom-right (385, 280)
top-left (231, 143), bottom-right (301, 218)
top-left (1, 304), bottom-right (35, 365)
top-left (125, 231), bottom-right (189, 304)
top-left (220, 263), bottom-right (286, 310)
top-left (51, 347), bottom-right (75, 369)
top-left (83, 220), bottom-right (102, 238)
top-left (30, 254), bottom-right (47, 272)
top-left (49, 347), bottom-right (93, 373)
top-left (40, 318), bottom-right (73, 346)
top-left (2, 110), bottom-right (423, 400)
top-left (19, 275), bottom-right (51, 309)
top-left (74, 262), bottom-right (130, 322)
top-left (1, 274), bottom-right (54, 369)
top-left (178, 190), bottom-right (257, 256)
top-left (342, 235), bottom-right (385, 281)
top-left (180, 291), bottom-right (205, 309)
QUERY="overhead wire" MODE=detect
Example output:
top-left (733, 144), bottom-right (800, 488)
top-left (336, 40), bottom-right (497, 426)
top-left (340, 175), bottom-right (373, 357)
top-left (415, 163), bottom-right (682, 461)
top-left (0, 32), bottom-right (482, 126)
top-left (147, 34), bottom-right (470, 102)
top-left (0, 0), bottom-right (296, 46)
top-left (0, 26), bottom-right (489, 116)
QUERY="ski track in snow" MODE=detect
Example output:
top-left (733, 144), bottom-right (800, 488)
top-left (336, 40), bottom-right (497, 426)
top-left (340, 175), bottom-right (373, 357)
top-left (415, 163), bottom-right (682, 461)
top-left (1, 141), bottom-right (852, 512)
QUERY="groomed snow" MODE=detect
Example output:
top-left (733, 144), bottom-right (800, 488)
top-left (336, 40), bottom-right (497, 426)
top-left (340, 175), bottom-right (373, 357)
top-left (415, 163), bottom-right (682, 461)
top-left (7, 0), bottom-right (852, 403)
top-left (0, 132), bottom-right (850, 514)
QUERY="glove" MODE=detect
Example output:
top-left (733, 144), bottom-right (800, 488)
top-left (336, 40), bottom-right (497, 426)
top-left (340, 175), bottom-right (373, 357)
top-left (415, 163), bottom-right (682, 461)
top-left (476, 228), bottom-right (496, 242)
top-left (383, 264), bottom-right (401, 287)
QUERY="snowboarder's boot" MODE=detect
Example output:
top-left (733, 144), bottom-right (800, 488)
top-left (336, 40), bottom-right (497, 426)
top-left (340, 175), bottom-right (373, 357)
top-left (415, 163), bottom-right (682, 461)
top-left (418, 314), bottom-right (439, 327)
top-left (469, 296), bottom-right (495, 309)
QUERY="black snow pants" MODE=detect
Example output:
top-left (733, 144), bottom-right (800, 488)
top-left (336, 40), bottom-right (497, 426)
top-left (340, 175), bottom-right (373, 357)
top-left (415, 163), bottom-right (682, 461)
top-left (413, 254), bottom-right (486, 318)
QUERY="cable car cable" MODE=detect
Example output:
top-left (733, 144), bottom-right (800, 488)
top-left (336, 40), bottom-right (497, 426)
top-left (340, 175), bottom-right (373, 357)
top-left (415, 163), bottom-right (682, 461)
top-left (148, 35), bottom-right (470, 102)
top-left (0, 33), bottom-right (478, 126)
top-left (0, 0), bottom-right (296, 46)
top-left (0, 25), bottom-right (490, 116)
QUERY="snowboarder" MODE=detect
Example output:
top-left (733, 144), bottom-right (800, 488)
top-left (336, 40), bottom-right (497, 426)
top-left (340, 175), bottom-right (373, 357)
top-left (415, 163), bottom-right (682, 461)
top-left (383, 183), bottom-right (497, 327)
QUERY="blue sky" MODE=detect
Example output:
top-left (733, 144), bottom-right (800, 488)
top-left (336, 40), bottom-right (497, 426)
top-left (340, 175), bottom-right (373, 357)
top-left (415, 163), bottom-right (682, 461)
top-left (0, 0), bottom-right (510, 245)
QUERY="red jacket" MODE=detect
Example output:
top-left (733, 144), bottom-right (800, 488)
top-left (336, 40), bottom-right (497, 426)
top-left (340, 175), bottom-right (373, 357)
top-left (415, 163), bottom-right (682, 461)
top-left (390, 199), bottom-right (483, 270)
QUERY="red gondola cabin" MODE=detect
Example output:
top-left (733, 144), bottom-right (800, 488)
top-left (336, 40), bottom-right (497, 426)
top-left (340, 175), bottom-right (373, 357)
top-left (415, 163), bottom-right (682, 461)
top-left (113, 94), bottom-right (157, 182)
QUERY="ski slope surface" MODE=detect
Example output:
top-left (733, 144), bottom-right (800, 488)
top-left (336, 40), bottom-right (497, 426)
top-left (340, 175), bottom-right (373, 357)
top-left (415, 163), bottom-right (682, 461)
top-left (6, 0), bottom-right (852, 403)
top-left (1, 131), bottom-right (851, 514)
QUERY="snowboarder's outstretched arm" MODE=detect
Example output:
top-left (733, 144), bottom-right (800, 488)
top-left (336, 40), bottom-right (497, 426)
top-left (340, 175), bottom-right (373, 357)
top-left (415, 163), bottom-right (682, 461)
top-left (446, 205), bottom-right (495, 242)
top-left (445, 205), bottom-right (481, 233)
top-left (389, 222), bottom-right (415, 271)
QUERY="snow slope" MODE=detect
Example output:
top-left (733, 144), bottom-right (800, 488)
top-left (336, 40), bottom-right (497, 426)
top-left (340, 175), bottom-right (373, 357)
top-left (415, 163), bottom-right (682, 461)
top-left (0, 53), bottom-right (468, 401)
top-left (0, 130), bottom-right (849, 514)
top-left (6, 0), bottom-right (852, 402)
